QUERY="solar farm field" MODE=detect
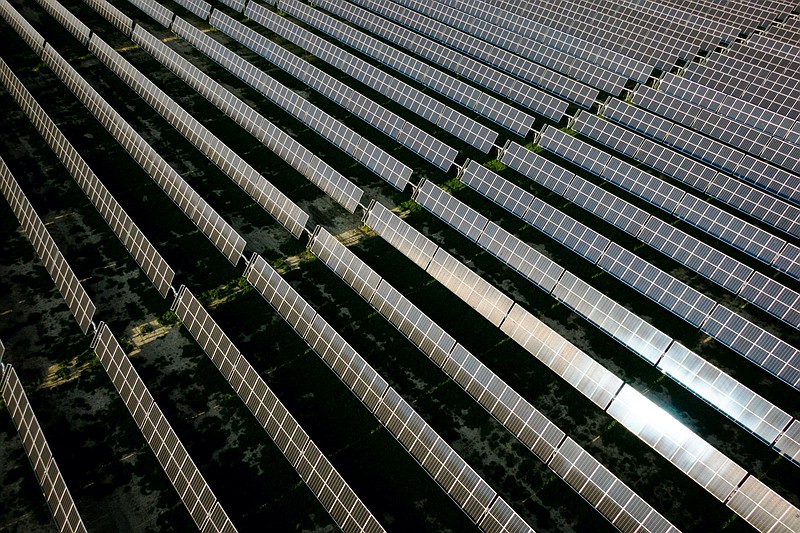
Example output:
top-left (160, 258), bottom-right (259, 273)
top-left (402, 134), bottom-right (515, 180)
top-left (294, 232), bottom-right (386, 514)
top-left (1, 0), bottom-right (799, 531)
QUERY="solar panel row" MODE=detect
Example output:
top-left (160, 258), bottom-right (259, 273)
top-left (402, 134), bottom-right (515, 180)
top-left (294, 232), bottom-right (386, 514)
top-left (33, 0), bottom-right (91, 45)
top-left (171, 17), bottom-right (412, 192)
top-left (0, 157), bottom-right (96, 334)
top-left (458, 160), bottom-right (800, 447)
top-left (89, 33), bottom-right (309, 238)
top-left (171, 0), bottom-right (211, 19)
top-left (242, 253), bottom-right (529, 529)
top-left (394, 0), bottom-right (627, 95)
top-left (347, 0), bottom-right (599, 108)
top-left (262, 0), bottom-right (500, 153)
top-left (363, 197), bottom-right (800, 525)
top-left (684, 51), bottom-right (800, 121)
top-left (91, 324), bottom-right (236, 532)
top-left (442, 0), bottom-right (650, 82)
top-left (0, 0), bottom-right (45, 55)
top-left (213, 10), bottom-right (456, 172)
top-left (633, 86), bottom-right (800, 188)
top-left (575, 114), bottom-right (800, 280)
top-left (534, 126), bottom-right (800, 328)
top-left (80, 0), bottom-right (132, 36)
top-left (0, 56), bottom-right (175, 297)
top-left (125, 0), bottom-right (174, 28)
top-left (171, 286), bottom-right (384, 533)
top-left (130, 25), bottom-right (363, 213)
top-left (40, 43), bottom-right (248, 265)
top-left (270, 0), bottom-right (534, 140)
top-left (2, 366), bottom-right (87, 533)
top-left (309, 226), bottom-right (679, 532)
top-left (309, 0), bottom-right (568, 121)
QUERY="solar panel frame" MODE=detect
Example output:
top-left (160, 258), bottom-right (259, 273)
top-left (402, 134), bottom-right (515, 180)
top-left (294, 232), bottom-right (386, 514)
top-left (726, 475), bottom-right (800, 533)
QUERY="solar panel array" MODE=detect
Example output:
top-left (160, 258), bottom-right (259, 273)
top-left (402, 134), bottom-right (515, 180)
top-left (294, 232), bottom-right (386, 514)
top-left (363, 195), bottom-right (800, 526)
top-left (259, 1), bottom-right (533, 142)
top-left (80, 0), bottom-right (132, 35)
top-left (171, 286), bottom-right (384, 532)
top-left (439, 161), bottom-right (800, 452)
top-left (0, 0), bottom-right (45, 55)
top-left (0, 56), bottom-right (175, 297)
top-left (256, 0), bottom-right (499, 153)
top-left (535, 126), bottom-right (800, 328)
top-left (0, 156), bottom-right (96, 334)
top-left (308, 225), bottom-right (680, 533)
top-left (346, 0), bottom-right (600, 108)
top-left (309, 0), bottom-right (569, 121)
top-left (390, 0), bottom-right (627, 96)
top-left (91, 323), bottom-right (236, 532)
top-left (434, 0), bottom-right (652, 83)
top-left (3, 0), bottom-right (800, 530)
top-left (126, 0), bottom-right (173, 28)
top-left (40, 44), bottom-right (247, 265)
top-left (575, 113), bottom-right (800, 267)
top-left (32, 0), bottom-right (91, 45)
top-left (242, 253), bottom-right (530, 530)
top-left (131, 25), bottom-right (363, 214)
top-left (1, 365), bottom-right (87, 533)
top-left (88, 33), bottom-right (309, 238)
top-left (224, 7), bottom-right (458, 170)
top-left (171, 16), bottom-right (412, 191)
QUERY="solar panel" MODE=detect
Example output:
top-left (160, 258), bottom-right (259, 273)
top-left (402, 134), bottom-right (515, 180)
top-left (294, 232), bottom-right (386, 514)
top-left (372, 0), bottom-right (599, 107)
top-left (33, 0), bottom-right (91, 45)
top-left (131, 26), bottom-right (363, 214)
top-left (414, 179), bottom-right (488, 242)
top-left (774, 420), bottom-right (800, 464)
top-left (772, 243), bottom-right (800, 282)
top-left (598, 243), bottom-right (716, 328)
top-left (172, 17), bottom-right (412, 191)
top-left (707, 173), bottom-right (800, 240)
top-left (125, 0), bottom-right (173, 27)
top-left (659, 340), bottom-right (795, 442)
top-left (364, 201), bottom-right (439, 270)
top-left (213, 10), bottom-right (457, 172)
top-left (80, 0), bottom-right (132, 36)
top-left (562, 177), bottom-right (650, 236)
top-left (244, 254), bottom-right (527, 528)
top-left (727, 476), bottom-right (800, 533)
top-left (638, 217), bottom-right (754, 294)
top-left (499, 142), bottom-right (575, 196)
top-left (700, 304), bottom-right (800, 389)
top-left (477, 221), bottom-right (565, 294)
top-left (40, 44), bottom-right (247, 265)
top-left (608, 385), bottom-right (748, 502)
top-left (525, 198), bottom-right (611, 264)
top-left (552, 271), bottom-right (670, 365)
top-left (501, 303), bottom-right (624, 409)
top-left (539, 126), bottom-right (611, 177)
top-left (0, 55), bottom-right (176, 297)
top-left (548, 437), bottom-right (679, 533)
top-left (252, 1), bottom-right (499, 153)
top-left (0, 0), bottom-right (45, 55)
top-left (461, 160), bottom-right (533, 219)
top-left (172, 0), bottom-right (210, 19)
top-left (90, 323), bottom-right (235, 531)
top-left (0, 156), bottom-right (96, 334)
top-left (738, 272), bottom-right (800, 329)
top-left (2, 366), bottom-right (88, 533)
top-left (426, 247), bottom-right (514, 328)
top-left (307, 0), bottom-right (568, 121)
top-left (574, 112), bottom-right (645, 159)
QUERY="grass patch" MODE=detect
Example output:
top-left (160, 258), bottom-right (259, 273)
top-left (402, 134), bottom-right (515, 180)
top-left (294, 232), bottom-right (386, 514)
top-left (483, 159), bottom-right (506, 172)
